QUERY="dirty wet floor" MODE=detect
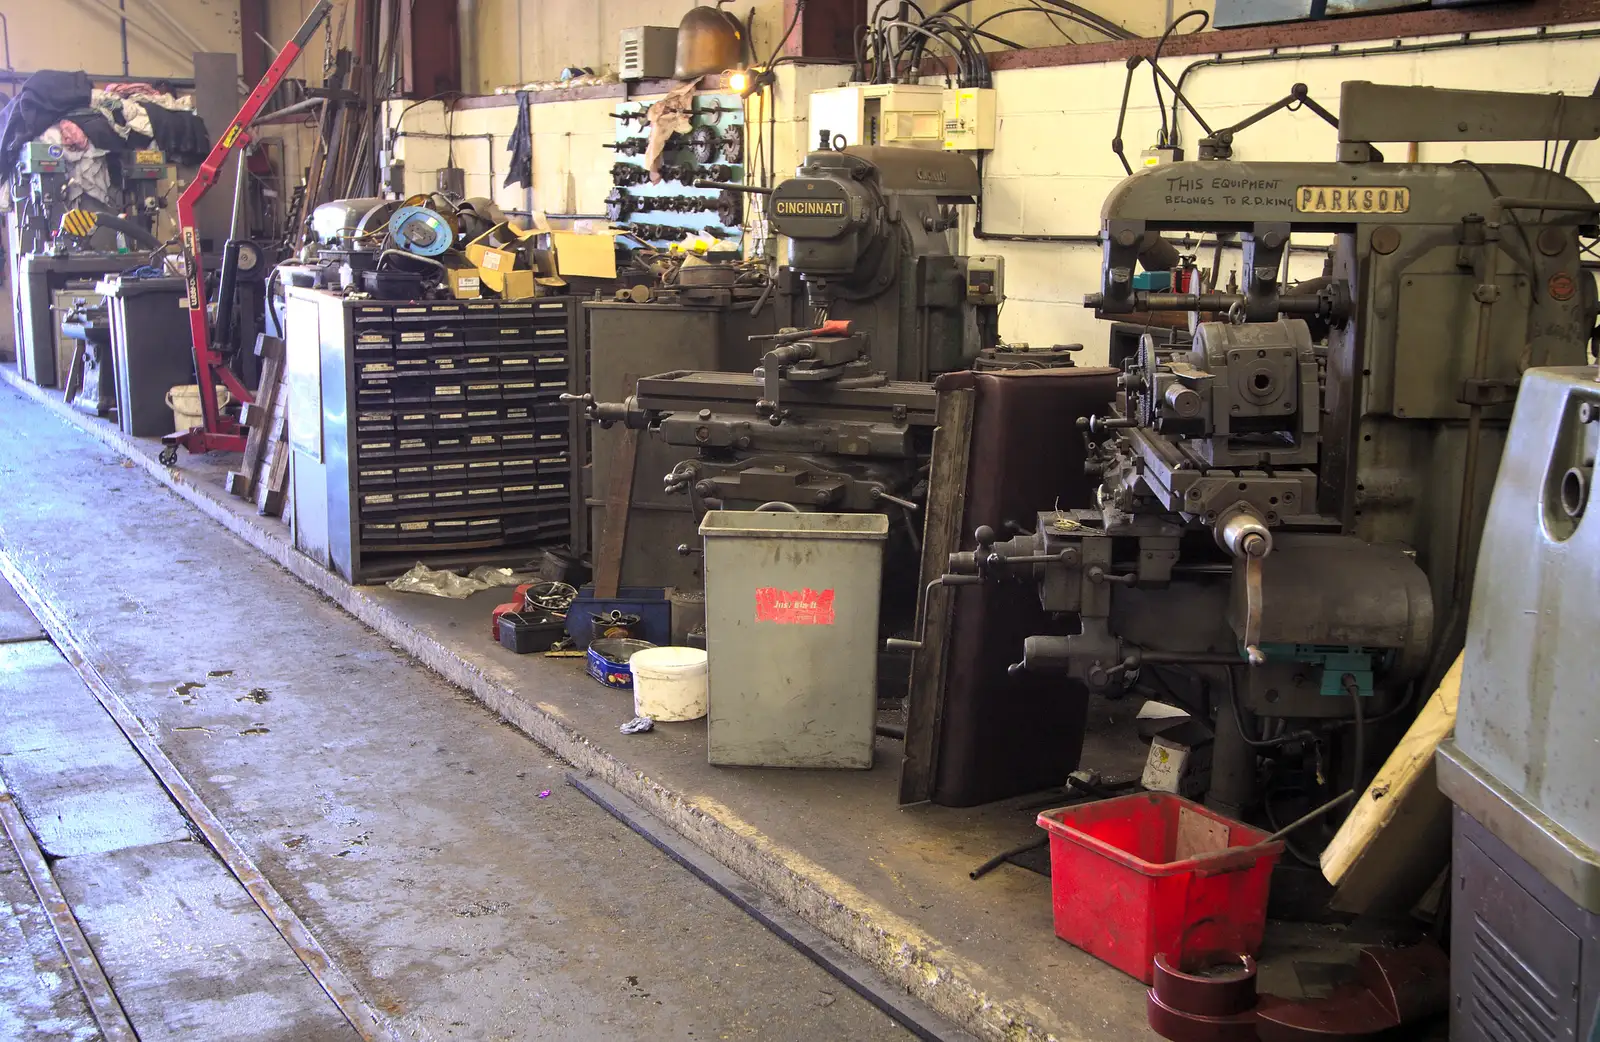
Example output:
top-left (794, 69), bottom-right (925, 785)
top-left (0, 382), bottom-right (912, 1040)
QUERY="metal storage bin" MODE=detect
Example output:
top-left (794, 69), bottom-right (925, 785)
top-left (699, 510), bottom-right (888, 768)
top-left (103, 275), bottom-right (195, 436)
top-left (286, 287), bottom-right (581, 584)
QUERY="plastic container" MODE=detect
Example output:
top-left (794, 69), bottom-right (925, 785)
top-left (586, 637), bottom-right (655, 689)
top-left (1036, 792), bottom-right (1282, 984)
top-left (564, 586), bottom-right (673, 648)
top-left (166, 383), bottom-right (233, 433)
top-left (630, 646), bottom-right (708, 721)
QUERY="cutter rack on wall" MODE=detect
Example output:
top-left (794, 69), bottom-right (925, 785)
top-left (604, 94), bottom-right (746, 249)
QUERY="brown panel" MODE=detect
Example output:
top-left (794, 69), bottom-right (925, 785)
top-left (407, 0), bottom-right (461, 98)
top-left (920, 367), bottom-right (1118, 807)
top-left (239, 0), bottom-right (268, 85)
top-left (782, 0), bottom-right (867, 60)
top-left (968, 0), bottom-right (1600, 72)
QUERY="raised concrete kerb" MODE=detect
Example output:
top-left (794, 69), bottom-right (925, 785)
top-left (0, 367), bottom-right (1062, 1042)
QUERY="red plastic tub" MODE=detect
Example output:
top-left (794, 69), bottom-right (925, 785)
top-left (1036, 792), bottom-right (1282, 984)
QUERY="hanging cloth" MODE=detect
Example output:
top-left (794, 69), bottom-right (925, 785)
top-left (504, 91), bottom-right (533, 190)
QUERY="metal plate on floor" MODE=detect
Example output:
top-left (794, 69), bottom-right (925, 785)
top-left (0, 581), bottom-right (44, 643)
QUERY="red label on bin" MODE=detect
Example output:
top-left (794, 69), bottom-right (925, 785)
top-left (754, 587), bottom-right (835, 625)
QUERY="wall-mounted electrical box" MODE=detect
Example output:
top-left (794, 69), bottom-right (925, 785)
top-left (808, 84), bottom-right (944, 150)
top-left (619, 26), bottom-right (678, 81)
top-left (942, 88), bottom-right (996, 151)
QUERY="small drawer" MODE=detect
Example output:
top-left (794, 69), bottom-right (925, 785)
top-left (486, 323), bottom-right (533, 342)
top-left (466, 432), bottom-right (500, 452)
top-left (432, 434), bottom-right (468, 455)
top-left (498, 431), bottom-right (539, 453)
top-left (466, 459), bottom-right (503, 482)
top-left (500, 456), bottom-right (538, 478)
top-left (351, 303), bottom-right (394, 326)
top-left (356, 465), bottom-right (396, 488)
top-left (394, 489), bottom-right (434, 511)
top-left (432, 518), bottom-right (471, 541)
top-left (537, 452), bottom-right (572, 478)
top-left (465, 485), bottom-right (502, 507)
top-left (500, 379), bottom-right (540, 401)
top-left (390, 304), bottom-right (433, 325)
top-left (360, 521), bottom-right (399, 544)
top-left (434, 410), bottom-right (469, 432)
top-left (465, 408), bottom-right (502, 429)
top-left (394, 462), bottom-right (433, 486)
top-left (395, 410), bottom-right (432, 432)
top-left (429, 383), bottom-right (465, 402)
top-left (392, 356), bottom-right (433, 376)
top-left (500, 481), bottom-right (541, 505)
top-left (397, 519), bottom-right (431, 540)
top-left (353, 331), bottom-right (393, 355)
top-left (431, 488), bottom-right (469, 510)
top-left (533, 348), bottom-right (568, 369)
top-left (356, 384), bottom-right (393, 407)
top-left (359, 490), bottom-right (399, 514)
top-left (465, 516), bottom-right (503, 539)
top-left (501, 405), bottom-right (533, 425)
top-left (465, 381), bottom-right (503, 401)
top-left (356, 437), bottom-right (396, 458)
top-left (533, 377), bottom-right (569, 398)
top-left (431, 460), bottom-right (469, 483)
top-left (395, 437), bottom-right (431, 457)
top-left (496, 354), bottom-right (535, 373)
top-left (355, 410), bottom-right (394, 434)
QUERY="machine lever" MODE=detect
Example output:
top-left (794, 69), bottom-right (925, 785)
top-left (1086, 565), bottom-right (1137, 587)
top-left (885, 575), bottom-right (983, 651)
top-left (1243, 552), bottom-right (1266, 667)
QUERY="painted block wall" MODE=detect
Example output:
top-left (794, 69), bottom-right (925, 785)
top-left (2, 0), bottom-right (241, 79)
top-left (460, 0), bottom-right (1174, 90)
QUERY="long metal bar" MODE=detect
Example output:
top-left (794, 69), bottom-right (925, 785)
top-left (172, 0), bottom-right (332, 457)
top-left (566, 772), bottom-right (979, 1042)
top-left (0, 550), bottom-right (409, 1042)
top-left (0, 787), bottom-right (138, 1042)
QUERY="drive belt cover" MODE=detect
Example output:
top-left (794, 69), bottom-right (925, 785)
top-left (769, 178), bottom-right (857, 238)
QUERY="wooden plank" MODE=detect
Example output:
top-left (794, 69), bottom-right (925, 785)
top-left (1322, 652), bottom-right (1464, 916)
top-left (898, 385), bottom-right (976, 806)
top-left (61, 343), bottom-right (85, 404)
top-left (591, 426), bottom-right (639, 600)
top-left (227, 338), bottom-right (285, 499)
top-left (255, 396), bottom-right (290, 517)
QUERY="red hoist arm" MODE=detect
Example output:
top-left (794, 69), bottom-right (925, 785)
top-left (169, 0), bottom-right (332, 457)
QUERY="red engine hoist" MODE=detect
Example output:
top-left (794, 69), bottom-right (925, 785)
top-left (160, 0), bottom-right (333, 467)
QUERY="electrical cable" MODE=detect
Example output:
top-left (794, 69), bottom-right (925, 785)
top-left (1149, 9), bottom-right (1209, 148)
top-left (1224, 667), bottom-right (1318, 749)
top-left (1455, 158), bottom-right (1541, 304)
top-left (1342, 674), bottom-right (1365, 796)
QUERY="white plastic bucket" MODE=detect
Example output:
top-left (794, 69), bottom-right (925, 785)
top-left (166, 384), bottom-right (233, 432)
top-left (630, 646), bottom-right (709, 721)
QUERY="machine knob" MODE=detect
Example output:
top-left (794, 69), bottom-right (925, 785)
top-left (1164, 384), bottom-right (1202, 418)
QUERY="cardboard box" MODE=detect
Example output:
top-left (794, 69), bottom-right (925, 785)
top-left (439, 255), bottom-right (482, 299)
top-left (465, 221), bottom-right (567, 298)
top-left (551, 230), bottom-right (617, 279)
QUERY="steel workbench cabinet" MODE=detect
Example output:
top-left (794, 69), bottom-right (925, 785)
top-left (285, 286), bottom-right (580, 584)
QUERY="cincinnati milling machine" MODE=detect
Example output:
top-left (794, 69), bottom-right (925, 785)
top-left (575, 145), bottom-right (1006, 638)
top-left (939, 81), bottom-right (1600, 830)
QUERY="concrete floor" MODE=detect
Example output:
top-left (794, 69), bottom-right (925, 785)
top-left (0, 373), bottom-right (1415, 1042)
top-left (0, 384), bottom-right (914, 1040)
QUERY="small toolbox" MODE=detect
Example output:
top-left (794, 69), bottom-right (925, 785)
top-left (497, 610), bottom-right (567, 654)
